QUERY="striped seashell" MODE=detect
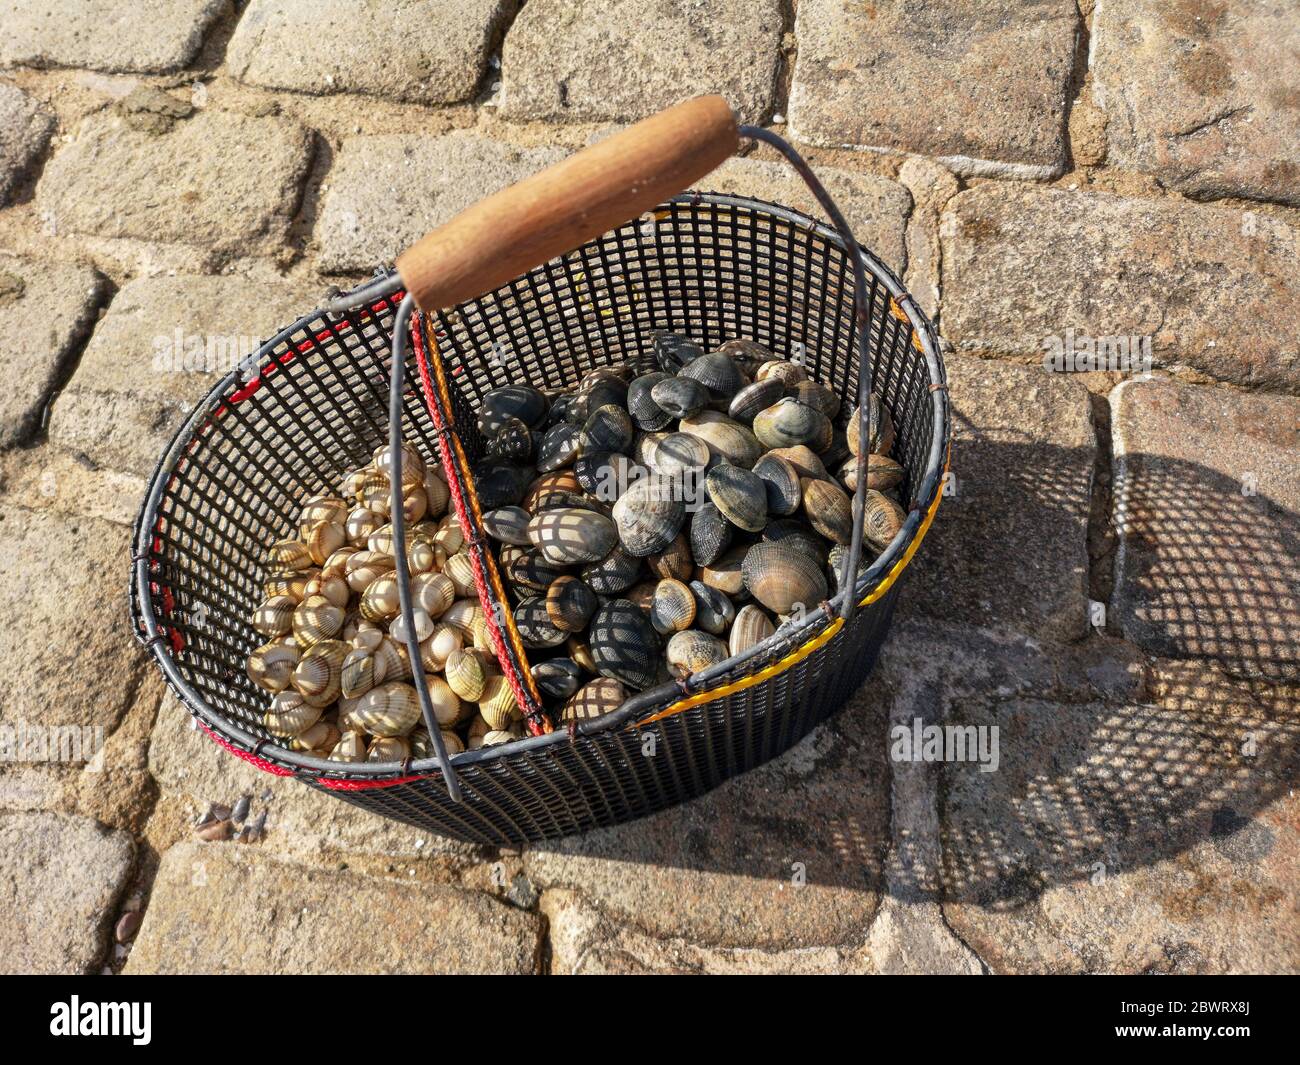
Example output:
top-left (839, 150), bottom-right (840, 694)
top-left (304, 571), bottom-right (350, 609)
top-left (373, 442), bottom-right (426, 490)
top-left (515, 596), bottom-right (568, 649)
top-left (328, 730), bottom-right (367, 763)
top-left (752, 398), bottom-right (832, 453)
top-left (581, 544), bottom-right (644, 595)
top-left (359, 573), bottom-right (401, 621)
top-left (406, 535), bottom-right (438, 575)
top-left (801, 477), bottom-right (853, 545)
top-left (766, 445), bottom-right (830, 482)
top-left (689, 502), bottom-right (732, 568)
top-left (356, 470), bottom-right (392, 516)
top-left (741, 541), bottom-right (828, 616)
top-left (253, 595), bottom-right (297, 638)
top-left (293, 595), bottom-right (344, 648)
top-left (348, 618), bottom-right (385, 652)
top-left (545, 576), bottom-right (598, 633)
top-left (367, 735), bottom-right (411, 762)
top-left (528, 507), bottom-right (619, 565)
top-left (466, 714), bottom-right (492, 750)
top-left (589, 598), bottom-right (662, 691)
top-left (321, 545), bottom-right (358, 579)
top-left (752, 453), bottom-right (802, 517)
top-left (532, 657), bottom-right (582, 701)
top-left (754, 359), bottom-right (806, 387)
top-left (679, 351), bottom-right (745, 402)
top-left (344, 550), bottom-right (395, 594)
top-left (666, 629), bottom-right (729, 678)
top-left (267, 538), bottom-right (313, 572)
top-left (441, 599), bottom-right (482, 637)
top-left (390, 607), bottom-right (434, 645)
top-left (561, 677), bottom-right (626, 723)
top-left (302, 520), bottom-right (346, 565)
top-left (788, 379), bottom-right (841, 419)
top-left (337, 694), bottom-right (365, 734)
top-left (443, 552), bottom-right (478, 598)
top-left (728, 377), bottom-right (785, 424)
top-left (864, 490), bottom-right (907, 552)
top-left (292, 720), bottom-right (341, 755)
top-left (420, 623), bottom-right (463, 671)
top-left (678, 411), bottom-right (763, 469)
top-left (729, 604), bottom-right (776, 656)
top-left (263, 569), bottom-right (314, 602)
top-left (423, 673), bottom-right (462, 728)
top-left (650, 578), bottom-right (696, 635)
top-left (401, 485), bottom-right (428, 524)
top-left (247, 636), bottom-right (299, 693)
top-left (373, 635), bottom-right (411, 684)
top-left (523, 469), bottom-right (581, 512)
top-left (345, 506), bottom-right (383, 546)
top-left (366, 523), bottom-right (397, 556)
top-left (483, 506), bottom-right (533, 547)
top-left (412, 571), bottom-right (455, 618)
top-left (445, 648), bottom-right (489, 702)
top-left (706, 463), bottom-right (768, 533)
top-left (292, 639), bottom-right (346, 706)
top-left (424, 471), bottom-right (450, 520)
top-left (698, 544), bottom-right (748, 599)
top-left (341, 645), bottom-right (378, 699)
top-left (433, 516), bottom-right (464, 556)
top-left (411, 727), bottom-right (464, 759)
top-left (478, 675), bottom-right (519, 731)
top-left (689, 580), bottom-right (735, 636)
top-left (299, 494), bottom-right (348, 529)
top-left (627, 372), bottom-right (674, 431)
top-left (340, 466), bottom-right (372, 500)
top-left (612, 476), bottom-right (686, 557)
top-left (354, 681), bottom-right (422, 738)
top-left (846, 394), bottom-right (895, 457)
top-left (264, 689), bottom-right (321, 737)
top-left (482, 729), bottom-right (518, 747)
top-left (648, 532), bottom-right (694, 582)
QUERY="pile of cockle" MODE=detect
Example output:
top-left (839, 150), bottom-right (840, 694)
top-left (247, 443), bottom-right (528, 763)
top-left (471, 331), bottom-right (906, 718)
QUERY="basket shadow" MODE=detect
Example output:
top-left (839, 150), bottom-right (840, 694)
top-left (529, 443), bottom-right (1299, 915)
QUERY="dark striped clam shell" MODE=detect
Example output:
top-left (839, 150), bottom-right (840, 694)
top-left (689, 501), bottom-right (732, 567)
top-left (652, 330), bottom-right (704, 374)
top-left (574, 451), bottom-right (645, 502)
top-left (649, 578), bottom-right (696, 635)
top-left (689, 580), bottom-right (735, 636)
top-left (728, 377), bottom-right (784, 423)
top-left (483, 505), bottom-right (532, 546)
top-left (753, 398), bottom-right (832, 452)
top-left (588, 599), bottom-right (663, 691)
top-left (847, 393), bottom-right (896, 457)
top-left (627, 372), bottom-right (674, 431)
top-left (741, 541), bottom-right (828, 616)
top-left (648, 532), bottom-right (694, 582)
top-left (580, 404), bottom-right (635, 455)
top-left (649, 431), bottom-right (710, 482)
top-left (477, 385), bottom-right (548, 436)
top-left (501, 546), bottom-right (567, 594)
top-left (679, 351), bottom-right (744, 402)
top-left (705, 463), bottom-right (768, 533)
top-left (678, 411), bottom-right (762, 469)
top-left (788, 379), bottom-right (841, 419)
top-left (801, 477), bottom-right (853, 545)
top-left (580, 545), bottom-right (644, 594)
top-left (752, 453), bottom-right (802, 517)
top-left (546, 576), bottom-right (599, 632)
top-left (650, 376), bottom-right (710, 419)
top-left (515, 596), bottom-right (569, 649)
top-left (527, 506), bottom-right (618, 565)
top-left (611, 475), bottom-right (685, 557)
top-left (486, 416), bottom-right (536, 464)
top-left (536, 422), bottom-right (582, 472)
top-left (532, 657), bottom-right (583, 701)
top-left (561, 677), bottom-right (627, 723)
top-left (762, 519), bottom-right (826, 561)
top-left (864, 490), bottom-right (907, 551)
top-left (666, 629), bottom-right (729, 678)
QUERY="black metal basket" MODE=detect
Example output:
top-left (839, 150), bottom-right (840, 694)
top-left (131, 191), bottom-right (950, 846)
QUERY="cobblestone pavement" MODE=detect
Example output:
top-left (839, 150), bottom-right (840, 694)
top-left (0, 0), bottom-right (1296, 974)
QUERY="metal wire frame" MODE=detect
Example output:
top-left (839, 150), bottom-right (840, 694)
top-left (130, 191), bottom-right (949, 842)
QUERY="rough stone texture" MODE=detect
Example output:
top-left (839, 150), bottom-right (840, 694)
top-left (0, 254), bottom-right (103, 448)
top-left (125, 841), bottom-right (542, 974)
top-left (0, 81), bottom-right (54, 204)
top-left (0, 0), bottom-right (227, 74)
top-left (940, 184), bottom-right (1300, 392)
top-left (227, 0), bottom-right (512, 105)
top-left (0, 811), bottom-right (134, 974)
top-left (0, 506), bottom-right (145, 733)
top-left (789, 0), bottom-right (1077, 178)
top-left (148, 693), bottom-right (480, 864)
top-left (48, 274), bottom-right (318, 477)
top-left (706, 156), bottom-right (911, 274)
top-left (315, 131), bottom-right (565, 271)
top-left (1110, 378), bottom-right (1300, 683)
top-left (902, 354), bottom-right (1095, 641)
top-left (0, 446), bottom-right (144, 527)
top-left (525, 679), bottom-right (892, 951)
top-left (37, 109), bottom-right (311, 253)
top-left (942, 658), bottom-right (1300, 973)
top-left (1093, 0), bottom-right (1300, 207)
top-left (896, 157), bottom-right (960, 318)
top-left (501, 0), bottom-right (782, 124)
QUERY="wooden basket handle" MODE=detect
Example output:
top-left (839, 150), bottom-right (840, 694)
top-left (396, 95), bottom-right (739, 312)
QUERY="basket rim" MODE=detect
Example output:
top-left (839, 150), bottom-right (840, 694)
top-left (131, 190), bottom-right (951, 781)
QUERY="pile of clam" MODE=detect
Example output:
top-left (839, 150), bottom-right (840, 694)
top-left (246, 442), bottom-right (529, 764)
top-left (470, 331), bottom-right (907, 720)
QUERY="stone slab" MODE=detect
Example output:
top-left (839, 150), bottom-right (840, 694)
top-left (125, 841), bottom-right (542, 973)
top-left (0, 81), bottom-right (54, 204)
top-left (37, 109), bottom-right (311, 253)
top-left (902, 354), bottom-right (1095, 641)
top-left (48, 274), bottom-right (319, 477)
top-left (706, 156), bottom-right (911, 274)
top-left (227, 0), bottom-right (512, 105)
top-left (940, 184), bottom-right (1300, 392)
top-left (1093, 0), bottom-right (1300, 206)
top-left (0, 811), bottom-right (133, 973)
top-left (0, 254), bottom-right (103, 448)
top-left (1110, 378), bottom-right (1300, 682)
top-left (941, 658), bottom-right (1300, 973)
top-left (315, 130), bottom-right (565, 272)
top-left (500, 0), bottom-right (782, 124)
top-left (789, 0), bottom-right (1077, 178)
top-left (0, 0), bottom-right (226, 73)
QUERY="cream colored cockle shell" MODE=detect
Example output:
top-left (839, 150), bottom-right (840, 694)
top-left (345, 506), bottom-right (384, 546)
top-left (354, 681), bottom-right (422, 738)
top-left (267, 537), bottom-right (313, 572)
top-left (328, 729), bottom-right (366, 763)
top-left (247, 635), bottom-right (299, 693)
top-left (419, 623), bottom-right (462, 672)
top-left (444, 648), bottom-right (488, 702)
top-left (412, 572), bottom-right (455, 618)
top-left (344, 550), bottom-right (394, 594)
top-left (263, 569), bottom-right (314, 602)
top-left (359, 573), bottom-right (400, 622)
top-left (299, 494), bottom-right (348, 530)
top-left (304, 571), bottom-right (349, 609)
top-left (264, 689), bottom-right (321, 737)
top-left (293, 595), bottom-right (344, 648)
top-left (292, 638), bottom-right (346, 707)
top-left (442, 552), bottom-right (477, 598)
top-left (252, 595), bottom-right (297, 638)
top-left (477, 674), bottom-right (518, 731)
top-left (291, 720), bottom-right (341, 754)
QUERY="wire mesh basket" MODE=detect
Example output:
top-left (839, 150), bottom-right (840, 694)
top-left (131, 127), bottom-right (949, 845)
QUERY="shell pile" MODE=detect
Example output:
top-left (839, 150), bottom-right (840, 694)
top-left (471, 331), bottom-right (907, 720)
top-left (245, 442), bottom-right (529, 763)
